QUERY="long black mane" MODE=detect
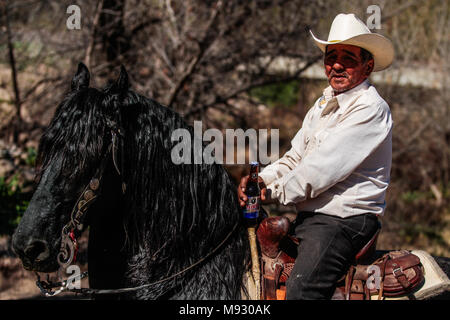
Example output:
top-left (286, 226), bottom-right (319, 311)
top-left (37, 87), bottom-right (110, 189)
top-left (108, 83), bottom-right (250, 298)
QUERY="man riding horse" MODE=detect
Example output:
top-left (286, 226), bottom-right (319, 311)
top-left (238, 13), bottom-right (395, 300)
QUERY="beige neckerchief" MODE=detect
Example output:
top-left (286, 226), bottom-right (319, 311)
top-left (320, 80), bottom-right (371, 117)
top-left (321, 97), bottom-right (339, 117)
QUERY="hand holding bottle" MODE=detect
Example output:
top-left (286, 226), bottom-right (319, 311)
top-left (237, 161), bottom-right (268, 208)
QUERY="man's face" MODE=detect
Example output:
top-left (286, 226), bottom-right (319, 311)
top-left (324, 44), bottom-right (373, 94)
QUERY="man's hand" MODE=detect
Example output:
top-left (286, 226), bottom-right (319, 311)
top-left (238, 175), bottom-right (268, 207)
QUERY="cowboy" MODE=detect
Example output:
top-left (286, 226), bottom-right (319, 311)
top-left (238, 13), bottom-right (394, 299)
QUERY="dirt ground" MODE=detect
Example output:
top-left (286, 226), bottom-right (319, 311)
top-left (0, 235), bottom-right (89, 300)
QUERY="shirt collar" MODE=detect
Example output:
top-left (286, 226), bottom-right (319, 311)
top-left (321, 79), bottom-right (371, 114)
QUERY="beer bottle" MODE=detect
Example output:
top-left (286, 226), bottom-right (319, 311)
top-left (243, 161), bottom-right (260, 226)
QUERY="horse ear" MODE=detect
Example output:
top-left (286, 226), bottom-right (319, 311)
top-left (71, 62), bottom-right (90, 90)
top-left (114, 65), bottom-right (130, 93)
top-left (104, 65), bottom-right (130, 95)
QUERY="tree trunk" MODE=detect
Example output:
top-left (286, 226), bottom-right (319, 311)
top-left (98, 0), bottom-right (129, 76)
top-left (1, 0), bottom-right (22, 144)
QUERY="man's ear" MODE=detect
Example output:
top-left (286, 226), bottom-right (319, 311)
top-left (366, 59), bottom-right (374, 75)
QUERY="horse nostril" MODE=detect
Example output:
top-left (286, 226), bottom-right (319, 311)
top-left (24, 240), bottom-right (50, 263)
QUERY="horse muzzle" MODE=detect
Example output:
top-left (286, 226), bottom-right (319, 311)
top-left (12, 233), bottom-right (59, 272)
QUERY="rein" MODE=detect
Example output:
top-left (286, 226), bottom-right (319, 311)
top-left (37, 222), bottom-right (239, 297)
top-left (35, 129), bottom-right (240, 297)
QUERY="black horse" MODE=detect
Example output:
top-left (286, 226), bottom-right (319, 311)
top-left (11, 63), bottom-right (250, 299)
top-left (11, 63), bottom-right (450, 300)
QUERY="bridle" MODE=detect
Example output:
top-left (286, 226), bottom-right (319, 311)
top-left (35, 127), bottom-right (239, 297)
top-left (57, 124), bottom-right (125, 271)
top-left (35, 126), bottom-right (123, 296)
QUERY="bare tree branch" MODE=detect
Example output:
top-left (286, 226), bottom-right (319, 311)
top-left (381, 0), bottom-right (428, 23)
top-left (1, 0), bottom-right (22, 143)
top-left (166, 0), bottom-right (223, 108)
top-left (84, 0), bottom-right (104, 69)
top-left (183, 54), bottom-right (322, 117)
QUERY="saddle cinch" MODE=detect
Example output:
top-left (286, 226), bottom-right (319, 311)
top-left (256, 215), bottom-right (450, 300)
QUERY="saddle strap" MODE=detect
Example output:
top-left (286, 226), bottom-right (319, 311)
top-left (344, 265), bottom-right (355, 300)
top-left (391, 261), bottom-right (411, 289)
top-left (344, 265), bottom-right (371, 300)
top-left (261, 256), bottom-right (284, 300)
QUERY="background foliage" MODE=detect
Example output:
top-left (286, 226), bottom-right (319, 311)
top-left (0, 0), bottom-right (449, 256)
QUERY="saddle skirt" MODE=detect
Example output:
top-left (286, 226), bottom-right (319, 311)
top-left (249, 215), bottom-right (450, 300)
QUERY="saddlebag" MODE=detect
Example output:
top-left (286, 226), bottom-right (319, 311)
top-left (345, 250), bottom-right (425, 299)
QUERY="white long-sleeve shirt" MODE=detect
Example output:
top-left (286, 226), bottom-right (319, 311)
top-left (259, 80), bottom-right (393, 218)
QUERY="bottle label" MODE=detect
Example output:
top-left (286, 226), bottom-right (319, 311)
top-left (243, 196), bottom-right (260, 219)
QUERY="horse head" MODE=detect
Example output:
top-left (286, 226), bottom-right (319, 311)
top-left (11, 63), bottom-right (126, 273)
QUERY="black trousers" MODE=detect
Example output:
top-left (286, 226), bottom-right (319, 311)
top-left (286, 212), bottom-right (380, 300)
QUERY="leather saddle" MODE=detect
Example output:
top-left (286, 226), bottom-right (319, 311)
top-left (256, 215), bottom-right (387, 300)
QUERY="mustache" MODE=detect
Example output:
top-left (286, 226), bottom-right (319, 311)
top-left (329, 70), bottom-right (349, 78)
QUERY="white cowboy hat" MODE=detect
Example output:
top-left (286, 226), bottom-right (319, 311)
top-left (310, 13), bottom-right (394, 72)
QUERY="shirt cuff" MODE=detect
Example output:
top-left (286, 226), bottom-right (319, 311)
top-left (265, 180), bottom-right (284, 204)
top-left (259, 169), bottom-right (278, 187)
